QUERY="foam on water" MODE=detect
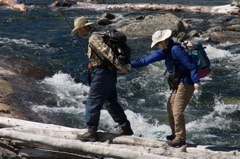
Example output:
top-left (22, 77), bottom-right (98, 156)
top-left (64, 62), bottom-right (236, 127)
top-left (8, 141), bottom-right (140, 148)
top-left (31, 105), bottom-right (82, 114)
top-left (205, 44), bottom-right (232, 59)
top-left (100, 109), bottom-right (171, 140)
top-left (30, 46), bottom-right (239, 144)
top-left (186, 96), bottom-right (240, 142)
top-left (31, 71), bottom-right (171, 140)
top-left (31, 72), bottom-right (89, 114)
top-left (0, 37), bottom-right (56, 52)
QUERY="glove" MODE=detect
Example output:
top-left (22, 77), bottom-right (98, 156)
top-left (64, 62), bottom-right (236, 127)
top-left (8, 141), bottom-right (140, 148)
top-left (194, 82), bottom-right (202, 91)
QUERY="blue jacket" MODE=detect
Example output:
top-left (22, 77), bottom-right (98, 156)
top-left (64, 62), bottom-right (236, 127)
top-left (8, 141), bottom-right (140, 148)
top-left (131, 40), bottom-right (200, 85)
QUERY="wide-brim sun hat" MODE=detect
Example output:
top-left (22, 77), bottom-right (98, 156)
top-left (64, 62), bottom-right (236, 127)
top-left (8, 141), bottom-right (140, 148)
top-left (151, 29), bottom-right (172, 48)
top-left (71, 16), bottom-right (93, 34)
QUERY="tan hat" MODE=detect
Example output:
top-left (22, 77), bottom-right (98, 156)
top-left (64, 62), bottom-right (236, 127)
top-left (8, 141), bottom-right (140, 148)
top-left (151, 29), bottom-right (172, 48)
top-left (71, 16), bottom-right (93, 34)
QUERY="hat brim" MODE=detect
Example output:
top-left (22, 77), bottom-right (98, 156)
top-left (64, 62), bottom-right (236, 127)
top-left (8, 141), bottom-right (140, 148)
top-left (151, 30), bottom-right (172, 48)
top-left (71, 22), bottom-right (93, 34)
top-left (151, 41), bottom-right (160, 48)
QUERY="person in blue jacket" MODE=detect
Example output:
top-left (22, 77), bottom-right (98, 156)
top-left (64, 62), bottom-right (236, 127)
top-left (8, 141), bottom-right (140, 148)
top-left (130, 29), bottom-right (202, 147)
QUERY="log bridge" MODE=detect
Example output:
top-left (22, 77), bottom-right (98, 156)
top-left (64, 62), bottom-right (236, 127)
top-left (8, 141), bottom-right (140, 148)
top-left (0, 117), bottom-right (239, 159)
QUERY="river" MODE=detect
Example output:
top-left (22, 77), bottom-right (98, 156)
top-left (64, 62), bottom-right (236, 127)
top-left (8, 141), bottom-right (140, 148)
top-left (0, 0), bottom-right (239, 148)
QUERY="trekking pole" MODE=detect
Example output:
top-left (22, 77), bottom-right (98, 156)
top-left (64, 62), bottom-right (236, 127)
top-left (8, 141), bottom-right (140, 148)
top-left (52, 0), bottom-right (87, 52)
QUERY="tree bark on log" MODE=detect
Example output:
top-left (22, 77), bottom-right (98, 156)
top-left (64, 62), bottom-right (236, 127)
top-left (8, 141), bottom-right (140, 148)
top-left (0, 117), bottom-right (239, 159)
top-left (0, 129), bottom-right (180, 159)
top-left (76, 2), bottom-right (240, 15)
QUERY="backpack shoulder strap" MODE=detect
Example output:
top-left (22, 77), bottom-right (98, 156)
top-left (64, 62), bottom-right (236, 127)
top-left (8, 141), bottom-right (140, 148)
top-left (164, 45), bottom-right (176, 76)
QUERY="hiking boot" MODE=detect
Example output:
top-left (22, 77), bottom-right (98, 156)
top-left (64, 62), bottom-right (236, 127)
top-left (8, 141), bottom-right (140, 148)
top-left (166, 139), bottom-right (186, 148)
top-left (77, 129), bottom-right (98, 142)
top-left (116, 125), bottom-right (134, 135)
top-left (166, 134), bottom-right (176, 141)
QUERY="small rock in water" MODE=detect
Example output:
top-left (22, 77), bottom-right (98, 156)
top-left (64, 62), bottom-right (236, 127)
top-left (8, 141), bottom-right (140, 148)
top-left (231, 0), bottom-right (240, 7)
top-left (86, 0), bottom-right (106, 4)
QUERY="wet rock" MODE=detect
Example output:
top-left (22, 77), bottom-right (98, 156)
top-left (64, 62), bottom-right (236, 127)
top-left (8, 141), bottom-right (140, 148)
top-left (98, 13), bottom-right (116, 26)
top-left (0, 67), bottom-right (16, 76)
top-left (86, 0), bottom-right (105, 4)
top-left (210, 15), bottom-right (236, 26)
top-left (98, 18), bottom-right (112, 25)
top-left (136, 15), bottom-right (145, 20)
top-left (108, 19), bottom-right (137, 30)
top-left (0, 143), bottom-right (19, 159)
top-left (227, 24), bottom-right (240, 31)
top-left (177, 32), bottom-right (188, 41)
top-left (50, 1), bottom-right (74, 7)
top-left (117, 13), bottom-right (185, 38)
top-left (183, 18), bottom-right (207, 29)
top-left (221, 96), bottom-right (240, 104)
top-left (0, 79), bottom-right (13, 98)
top-left (5, 58), bottom-right (53, 80)
top-left (188, 30), bottom-right (201, 38)
top-left (0, 109), bottom-right (11, 114)
top-left (101, 13), bottom-right (116, 20)
top-left (231, 0), bottom-right (240, 7)
top-left (208, 26), bottom-right (224, 32)
top-left (228, 17), bottom-right (240, 25)
top-left (0, 103), bottom-right (27, 119)
top-left (210, 31), bottom-right (240, 43)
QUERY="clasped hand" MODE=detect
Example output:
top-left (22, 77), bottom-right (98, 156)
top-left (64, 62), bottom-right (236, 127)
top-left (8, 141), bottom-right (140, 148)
top-left (120, 64), bottom-right (131, 73)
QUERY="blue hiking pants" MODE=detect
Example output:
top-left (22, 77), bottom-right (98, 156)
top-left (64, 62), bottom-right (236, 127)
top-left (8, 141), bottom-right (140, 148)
top-left (85, 68), bottom-right (130, 131)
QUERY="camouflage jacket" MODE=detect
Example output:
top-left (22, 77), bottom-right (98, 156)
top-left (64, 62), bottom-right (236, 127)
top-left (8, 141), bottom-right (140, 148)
top-left (86, 31), bottom-right (122, 70)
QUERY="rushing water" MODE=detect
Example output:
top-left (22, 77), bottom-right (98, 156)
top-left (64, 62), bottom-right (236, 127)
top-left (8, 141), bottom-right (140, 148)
top-left (0, 0), bottom-right (240, 148)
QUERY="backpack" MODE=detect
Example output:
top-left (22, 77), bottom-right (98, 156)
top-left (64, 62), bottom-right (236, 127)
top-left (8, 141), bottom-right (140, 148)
top-left (102, 29), bottom-right (131, 65)
top-left (87, 30), bottom-right (131, 85)
top-left (181, 40), bottom-right (211, 78)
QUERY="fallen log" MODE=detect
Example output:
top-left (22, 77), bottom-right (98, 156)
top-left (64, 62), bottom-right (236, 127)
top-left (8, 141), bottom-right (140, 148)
top-left (0, 117), bottom-right (239, 159)
top-left (75, 2), bottom-right (240, 15)
top-left (0, 129), bottom-right (179, 159)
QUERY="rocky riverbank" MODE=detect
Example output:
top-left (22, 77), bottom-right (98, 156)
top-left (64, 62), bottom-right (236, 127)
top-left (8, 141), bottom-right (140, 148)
top-left (0, 67), bottom-right (20, 119)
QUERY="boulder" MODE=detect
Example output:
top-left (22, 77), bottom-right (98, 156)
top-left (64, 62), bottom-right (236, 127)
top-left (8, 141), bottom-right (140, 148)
top-left (117, 13), bottom-right (185, 38)
top-left (210, 31), bottom-right (240, 43)
top-left (0, 78), bottom-right (13, 98)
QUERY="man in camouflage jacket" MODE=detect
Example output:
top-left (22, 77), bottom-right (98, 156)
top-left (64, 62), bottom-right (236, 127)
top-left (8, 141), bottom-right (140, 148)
top-left (71, 16), bottom-right (133, 141)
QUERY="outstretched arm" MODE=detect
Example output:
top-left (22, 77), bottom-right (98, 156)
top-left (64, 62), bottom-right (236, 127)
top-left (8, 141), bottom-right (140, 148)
top-left (131, 49), bottom-right (164, 69)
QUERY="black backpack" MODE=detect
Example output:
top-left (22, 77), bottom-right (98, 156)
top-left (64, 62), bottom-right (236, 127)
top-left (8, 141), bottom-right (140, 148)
top-left (87, 30), bottom-right (131, 85)
top-left (102, 29), bottom-right (131, 65)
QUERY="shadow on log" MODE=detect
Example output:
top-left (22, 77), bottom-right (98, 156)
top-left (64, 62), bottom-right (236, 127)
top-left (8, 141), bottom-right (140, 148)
top-left (0, 117), bottom-right (239, 159)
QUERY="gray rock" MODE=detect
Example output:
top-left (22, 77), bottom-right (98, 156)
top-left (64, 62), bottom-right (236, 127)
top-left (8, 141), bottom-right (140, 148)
top-left (228, 17), bottom-right (240, 25)
top-left (227, 24), bottom-right (240, 31)
top-left (231, 0), bottom-right (240, 7)
top-left (116, 13), bottom-right (185, 38)
top-left (188, 30), bottom-right (201, 38)
top-left (100, 13), bottom-right (116, 20)
top-left (98, 18), bottom-right (112, 26)
top-left (208, 26), bottom-right (224, 32)
top-left (210, 31), bottom-right (240, 43)
top-left (86, 0), bottom-right (105, 4)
